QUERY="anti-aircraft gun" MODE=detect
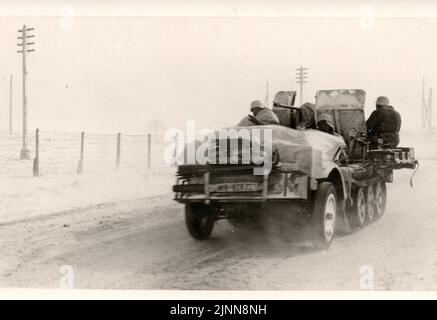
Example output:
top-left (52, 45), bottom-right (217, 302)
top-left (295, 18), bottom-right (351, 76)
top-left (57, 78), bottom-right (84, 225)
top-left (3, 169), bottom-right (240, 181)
top-left (173, 89), bottom-right (418, 248)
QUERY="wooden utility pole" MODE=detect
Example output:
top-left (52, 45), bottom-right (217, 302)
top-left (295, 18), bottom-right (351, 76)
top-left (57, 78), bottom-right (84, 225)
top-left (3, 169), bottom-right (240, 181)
top-left (422, 77), bottom-right (433, 129)
top-left (9, 75), bottom-right (13, 135)
top-left (428, 87), bottom-right (433, 129)
top-left (264, 81), bottom-right (270, 107)
top-left (17, 25), bottom-right (35, 160)
top-left (296, 66), bottom-right (308, 106)
top-left (422, 77), bottom-right (426, 128)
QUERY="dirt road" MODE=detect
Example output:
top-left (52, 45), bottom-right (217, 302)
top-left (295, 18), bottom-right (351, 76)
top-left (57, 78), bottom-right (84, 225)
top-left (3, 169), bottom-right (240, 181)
top-left (0, 160), bottom-right (436, 290)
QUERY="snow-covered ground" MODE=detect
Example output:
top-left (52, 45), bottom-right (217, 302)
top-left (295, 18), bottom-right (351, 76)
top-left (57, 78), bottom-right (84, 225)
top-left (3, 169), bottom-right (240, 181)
top-left (0, 170), bottom-right (174, 224)
top-left (0, 131), bottom-right (175, 223)
top-left (0, 129), bottom-right (435, 225)
top-left (400, 129), bottom-right (437, 160)
top-left (0, 158), bottom-right (436, 290)
top-left (0, 128), bottom-right (436, 290)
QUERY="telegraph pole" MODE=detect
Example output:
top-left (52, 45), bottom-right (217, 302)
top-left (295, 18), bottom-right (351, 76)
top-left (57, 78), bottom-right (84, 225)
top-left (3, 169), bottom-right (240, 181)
top-left (422, 77), bottom-right (433, 129)
top-left (422, 77), bottom-right (426, 128)
top-left (17, 25), bottom-right (35, 160)
top-left (296, 66), bottom-right (308, 106)
top-left (264, 81), bottom-right (269, 107)
top-left (428, 87), bottom-right (433, 129)
top-left (9, 75), bottom-right (13, 135)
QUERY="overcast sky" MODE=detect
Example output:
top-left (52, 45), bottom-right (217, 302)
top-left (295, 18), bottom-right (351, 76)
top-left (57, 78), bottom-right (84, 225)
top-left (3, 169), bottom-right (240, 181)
top-left (0, 1), bottom-right (436, 134)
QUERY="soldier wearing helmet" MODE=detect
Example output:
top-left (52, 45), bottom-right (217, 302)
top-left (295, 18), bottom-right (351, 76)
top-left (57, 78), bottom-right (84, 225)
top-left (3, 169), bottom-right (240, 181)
top-left (317, 113), bottom-right (343, 138)
top-left (247, 100), bottom-right (280, 125)
top-left (236, 100), bottom-right (280, 126)
top-left (366, 96), bottom-right (401, 148)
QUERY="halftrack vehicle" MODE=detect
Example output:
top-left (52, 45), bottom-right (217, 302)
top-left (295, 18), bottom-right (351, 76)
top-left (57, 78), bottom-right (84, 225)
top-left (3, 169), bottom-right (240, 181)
top-left (173, 89), bottom-right (418, 248)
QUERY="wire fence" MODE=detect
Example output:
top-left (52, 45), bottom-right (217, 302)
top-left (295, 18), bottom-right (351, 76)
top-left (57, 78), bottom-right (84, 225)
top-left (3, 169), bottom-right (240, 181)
top-left (0, 129), bottom-right (177, 177)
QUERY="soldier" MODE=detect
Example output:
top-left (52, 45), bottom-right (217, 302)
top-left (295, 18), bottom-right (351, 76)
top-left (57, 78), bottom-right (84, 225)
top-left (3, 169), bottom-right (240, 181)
top-left (298, 102), bottom-right (316, 129)
top-left (366, 96), bottom-right (401, 148)
top-left (317, 113), bottom-right (343, 138)
top-left (248, 100), bottom-right (280, 125)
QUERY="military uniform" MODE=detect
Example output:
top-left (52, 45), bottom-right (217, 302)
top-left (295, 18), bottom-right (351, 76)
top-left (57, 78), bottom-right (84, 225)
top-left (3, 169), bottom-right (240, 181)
top-left (366, 105), bottom-right (401, 148)
top-left (255, 108), bottom-right (280, 125)
top-left (237, 100), bottom-right (280, 126)
top-left (317, 113), bottom-right (344, 139)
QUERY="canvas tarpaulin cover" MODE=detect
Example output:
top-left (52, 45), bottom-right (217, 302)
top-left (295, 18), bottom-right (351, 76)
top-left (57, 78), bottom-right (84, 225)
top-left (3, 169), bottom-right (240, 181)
top-left (180, 125), bottom-right (345, 179)
top-left (227, 125), bottom-right (346, 178)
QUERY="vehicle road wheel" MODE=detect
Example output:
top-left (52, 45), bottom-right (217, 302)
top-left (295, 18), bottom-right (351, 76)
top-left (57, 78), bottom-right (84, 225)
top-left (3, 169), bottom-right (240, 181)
top-left (185, 203), bottom-right (215, 240)
top-left (311, 182), bottom-right (337, 249)
top-left (366, 185), bottom-right (376, 221)
top-left (352, 187), bottom-right (366, 228)
top-left (374, 181), bottom-right (387, 218)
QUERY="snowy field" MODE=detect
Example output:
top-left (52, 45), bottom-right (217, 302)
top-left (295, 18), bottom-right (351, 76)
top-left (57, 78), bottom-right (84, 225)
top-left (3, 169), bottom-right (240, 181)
top-left (400, 129), bottom-right (437, 160)
top-left (0, 129), bottom-right (435, 224)
top-left (0, 130), bottom-right (175, 223)
top-left (0, 128), bottom-right (437, 290)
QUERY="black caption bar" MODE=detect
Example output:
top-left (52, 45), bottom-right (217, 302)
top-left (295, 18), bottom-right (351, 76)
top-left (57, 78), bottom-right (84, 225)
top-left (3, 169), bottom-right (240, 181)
top-left (0, 300), bottom-right (432, 319)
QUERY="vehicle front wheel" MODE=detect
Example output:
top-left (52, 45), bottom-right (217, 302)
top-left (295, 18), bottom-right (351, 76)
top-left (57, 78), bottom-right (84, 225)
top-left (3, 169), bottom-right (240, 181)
top-left (185, 203), bottom-right (215, 240)
top-left (311, 182), bottom-right (337, 249)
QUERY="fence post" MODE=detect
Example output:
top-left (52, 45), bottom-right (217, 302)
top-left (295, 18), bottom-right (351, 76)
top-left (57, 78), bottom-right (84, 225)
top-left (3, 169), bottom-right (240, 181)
top-left (77, 131), bottom-right (85, 174)
top-left (147, 133), bottom-right (151, 170)
top-left (116, 132), bottom-right (121, 170)
top-left (33, 128), bottom-right (39, 176)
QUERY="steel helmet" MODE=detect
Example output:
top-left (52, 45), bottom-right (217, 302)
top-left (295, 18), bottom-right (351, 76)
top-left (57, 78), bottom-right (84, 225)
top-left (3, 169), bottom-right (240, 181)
top-left (376, 96), bottom-right (390, 106)
top-left (250, 100), bottom-right (264, 111)
top-left (317, 113), bottom-right (335, 130)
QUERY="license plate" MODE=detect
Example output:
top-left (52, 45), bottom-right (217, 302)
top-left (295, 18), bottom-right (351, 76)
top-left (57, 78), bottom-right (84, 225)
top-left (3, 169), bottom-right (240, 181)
top-left (210, 182), bottom-right (259, 193)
